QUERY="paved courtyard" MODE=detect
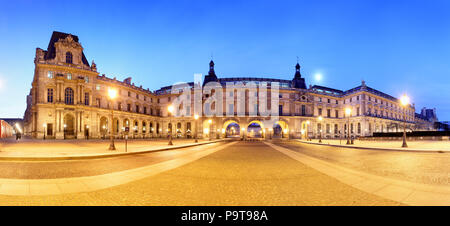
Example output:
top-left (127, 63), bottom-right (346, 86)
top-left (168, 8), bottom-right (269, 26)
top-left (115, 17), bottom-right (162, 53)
top-left (0, 141), bottom-right (403, 206)
top-left (0, 138), bottom-right (214, 157)
top-left (302, 139), bottom-right (450, 152)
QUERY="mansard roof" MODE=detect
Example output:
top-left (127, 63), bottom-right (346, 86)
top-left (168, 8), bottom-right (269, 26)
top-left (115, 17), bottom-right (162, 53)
top-left (311, 84), bottom-right (399, 102)
top-left (44, 31), bottom-right (90, 67)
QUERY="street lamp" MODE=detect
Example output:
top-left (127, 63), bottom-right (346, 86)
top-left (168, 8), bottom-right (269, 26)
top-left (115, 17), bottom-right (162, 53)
top-left (43, 123), bottom-right (46, 140)
top-left (345, 107), bottom-right (352, 145)
top-left (194, 114), bottom-right (199, 143)
top-left (168, 105), bottom-right (174, 145)
top-left (108, 88), bottom-right (117, 150)
top-left (317, 116), bottom-right (323, 143)
top-left (400, 94), bottom-right (410, 148)
top-left (208, 119), bottom-right (212, 141)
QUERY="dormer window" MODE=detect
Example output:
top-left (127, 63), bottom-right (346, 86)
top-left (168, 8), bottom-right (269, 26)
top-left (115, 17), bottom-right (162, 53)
top-left (66, 52), bottom-right (73, 64)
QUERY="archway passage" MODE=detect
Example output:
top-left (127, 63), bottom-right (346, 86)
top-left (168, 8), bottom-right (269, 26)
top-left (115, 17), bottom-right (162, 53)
top-left (247, 122), bottom-right (262, 138)
top-left (63, 114), bottom-right (75, 138)
top-left (273, 124), bottom-right (282, 138)
top-left (225, 122), bottom-right (240, 138)
top-left (100, 116), bottom-right (109, 138)
top-left (273, 121), bottom-right (288, 138)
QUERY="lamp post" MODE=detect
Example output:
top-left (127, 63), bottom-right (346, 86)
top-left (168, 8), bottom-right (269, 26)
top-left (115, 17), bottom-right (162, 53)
top-left (400, 94), bottom-right (410, 148)
top-left (345, 108), bottom-right (352, 145)
top-left (318, 116), bottom-right (323, 143)
top-left (43, 123), bottom-right (46, 140)
top-left (194, 114), bottom-right (199, 143)
top-left (208, 119), bottom-right (212, 141)
top-left (168, 105), bottom-right (174, 145)
top-left (108, 88), bottom-right (117, 150)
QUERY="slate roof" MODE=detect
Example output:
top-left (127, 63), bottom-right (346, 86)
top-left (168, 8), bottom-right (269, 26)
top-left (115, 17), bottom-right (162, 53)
top-left (44, 31), bottom-right (90, 67)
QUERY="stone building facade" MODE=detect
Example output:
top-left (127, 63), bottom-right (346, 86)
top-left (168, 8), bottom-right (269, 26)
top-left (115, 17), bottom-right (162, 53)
top-left (23, 31), bottom-right (419, 139)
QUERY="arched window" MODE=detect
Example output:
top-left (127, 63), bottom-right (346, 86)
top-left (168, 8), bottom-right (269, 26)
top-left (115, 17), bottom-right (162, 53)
top-left (65, 88), bottom-right (74, 105)
top-left (66, 52), bottom-right (73, 64)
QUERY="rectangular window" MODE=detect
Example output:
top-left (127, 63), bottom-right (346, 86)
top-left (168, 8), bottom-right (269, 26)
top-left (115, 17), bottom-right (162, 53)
top-left (48, 71), bottom-right (54, 79)
top-left (136, 94), bottom-right (139, 100)
top-left (327, 99), bottom-right (330, 103)
top-left (336, 100), bottom-right (338, 104)
top-left (318, 108), bottom-right (322, 116)
top-left (96, 98), bottom-right (100, 107)
top-left (127, 104), bottom-right (131, 111)
top-left (357, 96), bottom-right (360, 101)
top-left (136, 105), bottom-right (140, 113)
top-left (67, 73), bottom-right (72, 80)
top-left (335, 110), bottom-right (339, 118)
top-left (327, 109), bottom-right (331, 117)
top-left (357, 107), bottom-right (360, 116)
top-left (301, 105), bottom-right (306, 116)
top-left (84, 92), bottom-right (89, 106)
top-left (144, 107), bottom-right (147, 114)
top-left (118, 102), bottom-right (122, 111)
top-left (96, 85), bottom-right (100, 90)
top-left (47, 88), bottom-right (53, 103)
top-left (128, 91), bottom-right (131, 97)
top-left (84, 76), bottom-right (89, 83)
top-left (326, 124), bottom-right (330, 134)
top-left (319, 97), bottom-right (322, 102)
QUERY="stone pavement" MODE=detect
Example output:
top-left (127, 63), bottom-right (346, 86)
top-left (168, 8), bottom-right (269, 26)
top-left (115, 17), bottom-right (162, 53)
top-left (266, 142), bottom-right (450, 206)
top-left (299, 139), bottom-right (450, 152)
top-left (0, 138), bottom-right (220, 158)
top-left (0, 141), bottom-right (401, 206)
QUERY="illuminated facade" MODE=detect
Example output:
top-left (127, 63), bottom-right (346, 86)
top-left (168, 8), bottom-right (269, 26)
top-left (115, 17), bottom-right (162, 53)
top-left (24, 31), bottom-right (418, 139)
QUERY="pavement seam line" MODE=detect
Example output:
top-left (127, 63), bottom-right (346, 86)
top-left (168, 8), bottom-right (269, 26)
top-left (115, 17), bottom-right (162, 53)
top-left (0, 139), bottom-right (226, 162)
top-left (265, 142), bottom-right (450, 206)
top-left (0, 141), bottom-right (237, 196)
top-left (295, 139), bottom-right (449, 153)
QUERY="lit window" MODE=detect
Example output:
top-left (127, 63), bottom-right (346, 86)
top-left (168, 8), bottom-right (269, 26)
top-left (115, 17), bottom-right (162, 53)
top-left (67, 73), bottom-right (72, 80)
top-left (85, 76), bottom-right (89, 83)
top-left (96, 85), bottom-right (101, 90)
top-left (48, 71), bottom-right (53, 79)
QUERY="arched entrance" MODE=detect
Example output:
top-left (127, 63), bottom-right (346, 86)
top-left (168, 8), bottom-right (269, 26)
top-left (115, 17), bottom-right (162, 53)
top-left (63, 114), bottom-right (75, 139)
top-left (223, 120), bottom-right (240, 138)
top-left (247, 120), bottom-right (264, 138)
top-left (272, 120), bottom-right (288, 138)
top-left (99, 116), bottom-right (109, 139)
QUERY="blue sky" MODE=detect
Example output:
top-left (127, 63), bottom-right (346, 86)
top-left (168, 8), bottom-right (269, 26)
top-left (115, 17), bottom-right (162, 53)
top-left (0, 0), bottom-right (449, 120)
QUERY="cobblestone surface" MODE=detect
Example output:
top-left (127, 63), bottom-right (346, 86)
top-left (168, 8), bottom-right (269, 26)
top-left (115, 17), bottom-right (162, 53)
top-left (0, 141), bottom-right (401, 206)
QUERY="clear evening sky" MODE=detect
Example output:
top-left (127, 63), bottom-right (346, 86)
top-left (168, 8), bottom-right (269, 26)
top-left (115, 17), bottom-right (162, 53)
top-left (0, 0), bottom-right (449, 120)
